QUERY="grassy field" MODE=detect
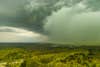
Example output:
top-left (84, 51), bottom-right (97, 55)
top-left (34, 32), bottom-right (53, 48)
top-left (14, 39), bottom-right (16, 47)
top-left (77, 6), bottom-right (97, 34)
top-left (0, 43), bottom-right (100, 67)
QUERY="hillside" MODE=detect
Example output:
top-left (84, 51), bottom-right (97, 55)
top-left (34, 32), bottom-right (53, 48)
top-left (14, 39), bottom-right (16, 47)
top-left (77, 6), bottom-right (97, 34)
top-left (0, 43), bottom-right (100, 67)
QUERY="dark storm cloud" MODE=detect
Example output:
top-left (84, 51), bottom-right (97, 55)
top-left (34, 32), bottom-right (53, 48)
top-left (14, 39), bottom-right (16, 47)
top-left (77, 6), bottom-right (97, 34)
top-left (0, 0), bottom-right (29, 28)
top-left (44, 1), bottom-right (100, 44)
top-left (1, 0), bottom-right (100, 43)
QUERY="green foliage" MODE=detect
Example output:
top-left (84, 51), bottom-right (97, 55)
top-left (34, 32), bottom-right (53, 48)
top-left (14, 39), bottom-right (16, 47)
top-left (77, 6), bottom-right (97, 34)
top-left (0, 47), bottom-right (100, 67)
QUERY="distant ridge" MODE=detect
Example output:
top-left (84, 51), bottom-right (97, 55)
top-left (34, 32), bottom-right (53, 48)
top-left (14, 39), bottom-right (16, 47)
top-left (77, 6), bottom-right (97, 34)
top-left (0, 43), bottom-right (100, 50)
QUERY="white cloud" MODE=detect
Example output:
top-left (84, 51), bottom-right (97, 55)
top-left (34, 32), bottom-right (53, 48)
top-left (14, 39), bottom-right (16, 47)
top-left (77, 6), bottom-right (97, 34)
top-left (0, 26), bottom-right (48, 42)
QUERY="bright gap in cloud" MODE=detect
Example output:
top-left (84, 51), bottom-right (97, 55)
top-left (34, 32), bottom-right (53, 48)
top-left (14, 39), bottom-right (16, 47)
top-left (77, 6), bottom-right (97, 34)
top-left (0, 26), bottom-right (48, 43)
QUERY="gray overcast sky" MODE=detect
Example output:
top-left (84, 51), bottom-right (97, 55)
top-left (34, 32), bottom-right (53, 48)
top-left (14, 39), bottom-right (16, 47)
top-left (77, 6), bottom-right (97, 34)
top-left (0, 0), bottom-right (28, 18)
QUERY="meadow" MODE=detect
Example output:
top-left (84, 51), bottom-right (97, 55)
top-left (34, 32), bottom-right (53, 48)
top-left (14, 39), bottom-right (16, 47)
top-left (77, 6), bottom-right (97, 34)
top-left (0, 43), bottom-right (100, 67)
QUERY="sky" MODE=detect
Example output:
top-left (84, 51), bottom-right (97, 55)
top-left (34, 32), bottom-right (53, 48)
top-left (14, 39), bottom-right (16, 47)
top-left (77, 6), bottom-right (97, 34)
top-left (0, 0), bottom-right (100, 44)
top-left (0, 26), bottom-right (47, 42)
top-left (44, 0), bottom-right (100, 44)
top-left (0, 0), bottom-right (48, 42)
